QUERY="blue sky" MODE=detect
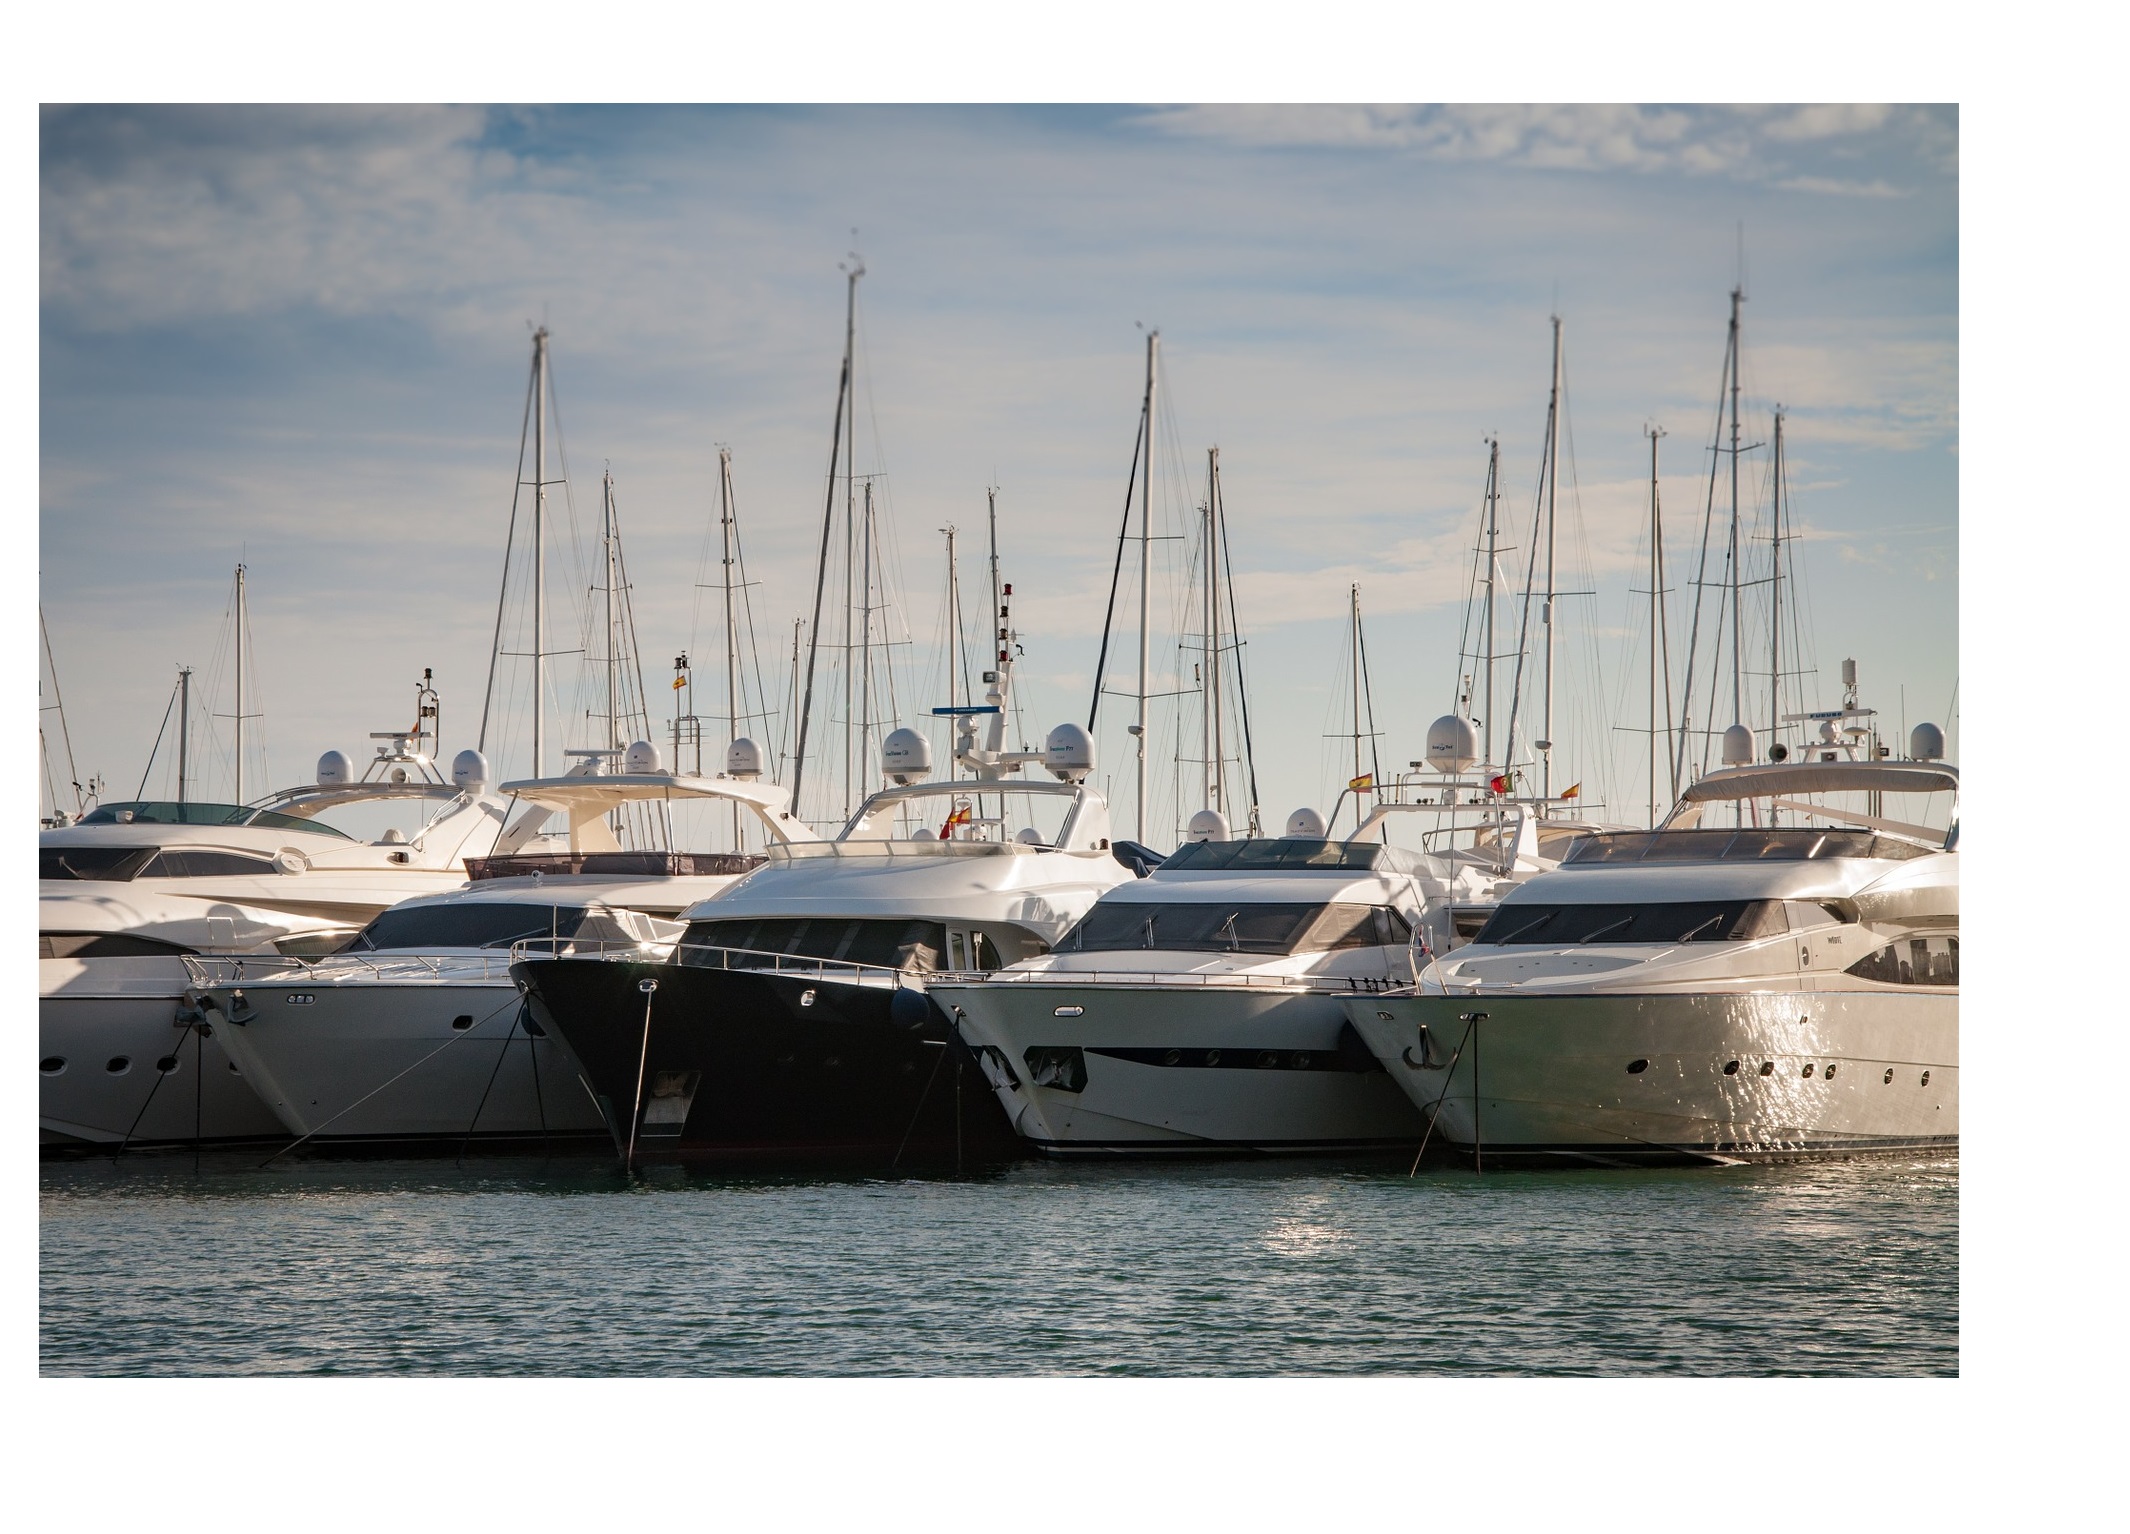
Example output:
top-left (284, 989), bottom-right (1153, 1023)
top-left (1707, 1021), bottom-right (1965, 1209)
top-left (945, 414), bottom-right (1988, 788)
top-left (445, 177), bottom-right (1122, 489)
top-left (39, 104), bottom-right (1956, 840)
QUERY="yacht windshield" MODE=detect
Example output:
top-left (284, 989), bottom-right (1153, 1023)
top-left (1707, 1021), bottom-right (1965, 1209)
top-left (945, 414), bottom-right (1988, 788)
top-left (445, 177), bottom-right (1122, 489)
top-left (1564, 829), bottom-right (1931, 865)
top-left (1472, 899), bottom-right (1786, 946)
top-left (348, 903), bottom-right (605, 952)
top-left (78, 801), bottom-right (351, 838)
top-left (676, 917), bottom-right (946, 971)
top-left (1061, 901), bottom-right (1411, 955)
top-left (40, 846), bottom-right (157, 881)
top-left (1157, 839), bottom-right (1429, 876)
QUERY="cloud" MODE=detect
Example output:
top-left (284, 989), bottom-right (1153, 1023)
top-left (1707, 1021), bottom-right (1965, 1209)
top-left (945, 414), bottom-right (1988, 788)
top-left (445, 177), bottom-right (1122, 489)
top-left (1133, 103), bottom-right (1953, 195)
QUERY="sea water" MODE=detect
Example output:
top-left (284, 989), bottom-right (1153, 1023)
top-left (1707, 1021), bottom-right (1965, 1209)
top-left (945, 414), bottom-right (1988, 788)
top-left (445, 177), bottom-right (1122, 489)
top-left (40, 1151), bottom-right (1956, 1376)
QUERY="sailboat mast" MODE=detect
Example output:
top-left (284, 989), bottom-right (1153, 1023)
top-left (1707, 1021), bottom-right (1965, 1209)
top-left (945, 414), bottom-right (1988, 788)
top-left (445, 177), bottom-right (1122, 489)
top-left (720, 448), bottom-right (739, 757)
top-left (987, 486), bottom-right (1001, 654)
top-left (794, 262), bottom-right (860, 817)
top-left (860, 477), bottom-right (875, 795)
top-left (1482, 436), bottom-right (1500, 772)
top-left (1350, 584), bottom-right (1363, 831)
top-left (177, 666), bottom-right (191, 805)
top-left (531, 327), bottom-right (549, 779)
top-left (1208, 447), bottom-right (1224, 818)
top-left (1136, 330), bottom-right (1158, 844)
top-left (603, 470), bottom-right (620, 751)
top-left (1726, 285), bottom-right (1744, 731)
top-left (234, 562), bottom-right (247, 804)
top-left (1769, 409), bottom-right (1785, 754)
top-left (1541, 316), bottom-right (1561, 805)
top-left (1647, 426), bottom-right (1667, 826)
top-left (943, 524), bottom-right (959, 780)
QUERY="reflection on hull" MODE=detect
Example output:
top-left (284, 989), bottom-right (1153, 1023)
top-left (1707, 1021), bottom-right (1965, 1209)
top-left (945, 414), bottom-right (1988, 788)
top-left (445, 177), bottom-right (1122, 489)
top-left (942, 983), bottom-right (1427, 1158)
top-left (1348, 988), bottom-right (1957, 1166)
top-left (40, 992), bottom-right (284, 1148)
top-left (514, 958), bottom-right (1025, 1169)
top-left (204, 981), bottom-right (606, 1147)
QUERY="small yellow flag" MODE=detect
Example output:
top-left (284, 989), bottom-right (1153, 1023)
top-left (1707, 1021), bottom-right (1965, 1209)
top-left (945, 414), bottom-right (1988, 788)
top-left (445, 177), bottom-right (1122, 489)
top-left (1348, 773), bottom-right (1374, 793)
top-left (1560, 782), bottom-right (1582, 800)
top-left (672, 676), bottom-right (687, 690)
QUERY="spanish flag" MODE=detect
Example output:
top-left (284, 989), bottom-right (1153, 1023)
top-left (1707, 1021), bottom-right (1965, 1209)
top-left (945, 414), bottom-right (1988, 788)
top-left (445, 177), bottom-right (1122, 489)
top-left (1348, 772), bottom-right (1374, 793)
top-left (939, 805), bottom-right (973, 839)
top-left (1560, 782), bottom-right (1581, 800)
top-left (672, 675), bottom-right (686, 690)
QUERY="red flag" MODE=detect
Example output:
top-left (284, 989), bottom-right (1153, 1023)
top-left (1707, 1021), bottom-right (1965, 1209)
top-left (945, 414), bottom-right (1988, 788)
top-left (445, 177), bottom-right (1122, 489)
top-left (1488, 773), bottom-right (1511, 795)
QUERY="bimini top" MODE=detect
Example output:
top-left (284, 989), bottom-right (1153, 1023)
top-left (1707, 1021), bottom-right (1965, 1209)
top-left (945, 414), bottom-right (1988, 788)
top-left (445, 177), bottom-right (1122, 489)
top-left (1676, 761), bottom-right (1958, 802)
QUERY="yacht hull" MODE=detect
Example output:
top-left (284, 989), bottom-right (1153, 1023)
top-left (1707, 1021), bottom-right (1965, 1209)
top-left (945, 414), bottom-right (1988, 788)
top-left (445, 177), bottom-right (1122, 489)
top-left (1345, 988), bottom-right (1957, 1165)
top-left (200, 974), bottom-right (606, 1148)
top-left (512, 959), bottom-right (1024, 1168)
top-left (40, 961), bottom-right (284, 1147)
top-left (937, 981), bottom-right (1426, 1157)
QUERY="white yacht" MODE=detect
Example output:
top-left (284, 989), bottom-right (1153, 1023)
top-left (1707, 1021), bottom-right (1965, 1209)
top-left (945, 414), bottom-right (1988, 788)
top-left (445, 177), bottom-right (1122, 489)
top-left (39, 886), bottom-right (354, 1147)
top-left (38, 729), bottom-right (510, 1149)
top-left (193, 746), bottom-right (815, 1149)
top-left (1344, 734), bottom-right (1958, 1165)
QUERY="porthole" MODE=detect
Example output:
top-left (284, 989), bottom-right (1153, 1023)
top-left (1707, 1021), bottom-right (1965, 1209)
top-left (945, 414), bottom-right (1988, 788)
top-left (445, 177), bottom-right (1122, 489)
top-left (1205, 1049), bottom-right (1222, 1067)
top-left (1802, 1063), bottom-right (1815, 1078)
top-left (1162, 1049), bottom-right (1181, 1067)
top-left (1825, 1063), bottom-right (1838, 1079)
top-left (1626, 1058), bottom-right (1650, 1074)
top-left (1884, 1068), bottom-right (1895, 1084)
top-left (155, 1055), bottom-right (181, 1074)
top-left (105, 1056), bottom-right (132, 1075)
top-left (1759, 1061), bottom-right (1775, 1077)
top-left (39, 1056), bottom-right (66, 1076)
top-left (1723, 1060), bottom-right (1741, 1076)
top-left (800, 990), bottom-right (817, 1008)
top-left (1291, 1053), bottom-right (1311, 1070)
top-left (1921, 1070), bottom-right (1931, 1086)
top-left (1257, 1051), bottom-right (1280, 1069)
top-left (450, 1014), bottom-right (475, 1032)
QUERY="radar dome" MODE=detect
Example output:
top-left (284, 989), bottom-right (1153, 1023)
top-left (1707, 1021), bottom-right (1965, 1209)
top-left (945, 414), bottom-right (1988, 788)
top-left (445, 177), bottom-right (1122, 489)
top-left (1909, 722), bottom-right (1946, 761)
top-left (1721, 723), bottom-right (1756, 766)
top-left (724, 738), bottom-right (764, 780)
top-left (625, 740), bottom-right (664, 775)
top-left (1185, 809), bottom-right (1231, 844)
top-left (450, 749), bottom-right (490, 789)
top-left (1043, 722), bottom-right (1095, 783)
top-left (882, 727), bottom-right (933, 786)
top-left (316, 749), bottom-right (353, 786)
top-left (1285, 806), bottom-right (1328, 838)
top-left (1424, 714), bottom-right (1480, 775)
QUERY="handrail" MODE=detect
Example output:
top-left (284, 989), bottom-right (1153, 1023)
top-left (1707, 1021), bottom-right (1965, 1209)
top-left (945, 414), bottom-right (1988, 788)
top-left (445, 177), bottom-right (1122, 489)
top-left (957, 967), bottom-right (1405, 992)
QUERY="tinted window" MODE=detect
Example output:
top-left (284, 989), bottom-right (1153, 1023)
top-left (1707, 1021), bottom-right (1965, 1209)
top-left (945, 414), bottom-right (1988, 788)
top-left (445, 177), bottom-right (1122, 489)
top-left (678, 918), bottom-right (946, 972)
top-left (78, 801), bottom-right (350, 838)
top-left (140, 850), bottom-right (281, 877)
top-left (350, 904), bottom-right (591, 952)
top-left (1564, 829), bottom-right (1935, 865)
top-left (1845, 934), bottom-right (1958, 987)
top-left (40, 931), bottom-right (195, 959)
top-left (1060, 902), bottom-right (1409, 955)
top-left (40, 846), bottom-right (157, 881)
top-left (1473, 900), bottom-right (1787, 946)
top-left (1158, 838), bottom-right (1429, 876)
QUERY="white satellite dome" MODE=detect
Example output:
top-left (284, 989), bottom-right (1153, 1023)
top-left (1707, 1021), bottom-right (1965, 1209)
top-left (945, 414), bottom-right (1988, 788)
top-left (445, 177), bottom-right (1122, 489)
top-left (882, 727), bottom-right (933, 786)
top-left (624, 739), bottom-right (664, 775)
top-left (316, 749), bottom-right (353, 787)
top-left (1424, 714), bottom-right (1480, 775)
top-left (1285, 806), bottom-right (1328, 838)
top-left (1042, 722), bottom-right (1095, 783)
top-left (1721, 723), bottom-right (1756, 766)
top-left (1909, 722), bottom-right (1946, 761)
top-left (450, 749), bottom-right (490, 789)
top-left (1185, 809), bottom-right (1231, 844)
top-left (724, 738), bottom-right (764, 780)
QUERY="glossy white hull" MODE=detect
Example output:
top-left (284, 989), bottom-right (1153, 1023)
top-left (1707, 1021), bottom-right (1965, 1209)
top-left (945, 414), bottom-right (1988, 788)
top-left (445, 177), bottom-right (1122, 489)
top-left (1345, 986), bottom-right (1958, 1164)
top-left (207, 967), bottom-right (605, 1144)
top-left (940, 980), bottom-right (1426, 1156)
top-left (40, 960), bottom-right (285, 1146)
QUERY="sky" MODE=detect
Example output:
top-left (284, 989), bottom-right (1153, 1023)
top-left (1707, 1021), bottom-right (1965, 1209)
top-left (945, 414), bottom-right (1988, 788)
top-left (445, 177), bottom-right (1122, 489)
top-left (38, 104), bottom-right (1957, 845)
